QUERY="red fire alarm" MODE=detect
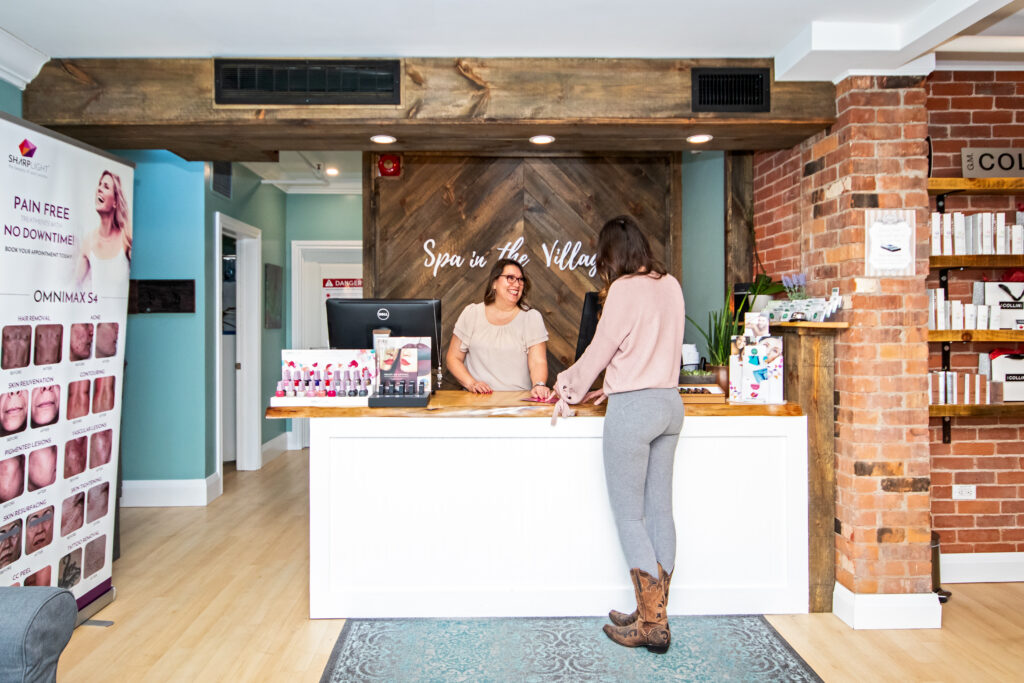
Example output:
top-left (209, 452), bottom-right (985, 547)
top-left (378, 154), bottom-right (402, 177)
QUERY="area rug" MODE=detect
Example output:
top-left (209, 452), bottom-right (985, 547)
top-left (320, 616), bottom-right (821, 682)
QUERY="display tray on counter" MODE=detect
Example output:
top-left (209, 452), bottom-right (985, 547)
top-left (678, 384), bottom-right (727, 403)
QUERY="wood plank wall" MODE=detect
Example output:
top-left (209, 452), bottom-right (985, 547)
top-left (364, 153), bottom-right (681, 388)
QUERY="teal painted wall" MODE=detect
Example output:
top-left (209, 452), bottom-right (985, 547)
top-left (0, 80), bottom-right (21, 117)
top-left (206, 165), bottom-right (287, 472)
top-left (284, 194), bottom-right (362, 348)
top-left (119, 151), bottom-right (208, 480)
top-left (681, 151), bottom-right (725, 363)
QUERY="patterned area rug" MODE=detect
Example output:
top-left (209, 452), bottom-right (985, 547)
top-left (320, 616), bottom-right (821, 682)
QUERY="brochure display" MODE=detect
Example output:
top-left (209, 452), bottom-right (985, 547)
top-left (0, 112), bottom-right (133, 616)
top-left (729, 313), bottom-right (784, 404)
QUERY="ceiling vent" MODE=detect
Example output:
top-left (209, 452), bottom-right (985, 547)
top-left (214, 59), bottom-right (401, 106)
top-left (691, 68), bottom-right (770, 113)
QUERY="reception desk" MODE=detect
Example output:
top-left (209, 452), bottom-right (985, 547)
top-left (267, 392), bottom-right (808, 619)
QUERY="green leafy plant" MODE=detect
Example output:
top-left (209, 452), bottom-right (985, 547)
top-left (687, 288), bottom-right (743, 366)
top-left (750, 272), bottom-right (785, 298)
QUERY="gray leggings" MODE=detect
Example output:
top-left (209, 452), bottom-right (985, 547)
top-left (603, 388), bottom-right (684, 577)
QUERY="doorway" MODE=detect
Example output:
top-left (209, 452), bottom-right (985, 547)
top-left (215, 212), bottom-right (263, 481)
top-left (290, 240), bottom-right (362, 449)
top-left (222, 236), bottom-right (238, 463)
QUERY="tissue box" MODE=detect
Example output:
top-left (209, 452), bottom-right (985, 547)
top-left (991, 353), bottom-right (1024, 401)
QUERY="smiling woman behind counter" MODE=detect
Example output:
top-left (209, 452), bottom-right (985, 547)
top-left (446, 259), bottom-right (551, 400)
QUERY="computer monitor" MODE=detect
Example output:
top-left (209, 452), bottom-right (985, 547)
top-left (326, 298), bottom-right (443, 381)
top-left (574, 291), bottom-right (602, 361)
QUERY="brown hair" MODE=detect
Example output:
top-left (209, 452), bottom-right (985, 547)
top-left (596, 215), bottom-right (666, 293)
top-left (482, 258), bottom-right (531, 310)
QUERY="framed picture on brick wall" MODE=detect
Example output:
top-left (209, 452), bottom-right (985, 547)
top-left (865, 209), bottom-right (915, 277)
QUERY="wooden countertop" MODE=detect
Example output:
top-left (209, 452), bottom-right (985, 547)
top-left (265, 390), bottom-right (803, 419)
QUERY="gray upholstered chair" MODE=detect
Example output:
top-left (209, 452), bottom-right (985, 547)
top-left (0, 587), bottom-right (77, 683)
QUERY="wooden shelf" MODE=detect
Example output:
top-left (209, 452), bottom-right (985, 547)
top-left (928, 178), bottom-right (1024, 196)
top-left (928, 330), bottom-right (1024, 343)
top-left (930, 403), bottom-right (1024, 418)
top-left (771, 321), bottom-right (850, 329)
top-left (930, 255), bottom-right (1024, 269)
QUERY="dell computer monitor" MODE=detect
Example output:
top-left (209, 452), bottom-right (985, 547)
top-left (326, 298), bottom-right (442, 379)
top-left (574, 291), bottom-right (602, 361)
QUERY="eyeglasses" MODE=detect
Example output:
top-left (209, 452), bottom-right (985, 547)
top-left (501, 274), bottom-right (525, 285)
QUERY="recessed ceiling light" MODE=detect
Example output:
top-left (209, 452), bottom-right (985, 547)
top-left (529, 135), bottom-right (555, 145)
top-left (686, 133), bottom-right (713, 144)
top-left (371, 134), bottom-right (397, 144)
top-left (325, 167), bottom-right (339, 176)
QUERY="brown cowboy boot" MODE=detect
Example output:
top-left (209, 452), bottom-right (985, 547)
top-left (609, 563), bottom-right (672, 627)
top-left (603, 568), bottom-right (671, 653)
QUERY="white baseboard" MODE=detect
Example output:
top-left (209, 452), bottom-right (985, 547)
top-left (941, 552), bottom-right (1024, 583)
top-left (261, 432), bottom-right (290, 467)
top-left (121, 472), bottom-right (221, 507)
top-left (832, 583), bottom-right (942, 629)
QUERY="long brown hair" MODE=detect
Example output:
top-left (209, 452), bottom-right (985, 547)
top-left (482, 258), bottom-right (531, 310)
top-left (596, 215), bottom-right (666, 293)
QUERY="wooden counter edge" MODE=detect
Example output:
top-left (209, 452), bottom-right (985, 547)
top-left (266, 396), bottom-right (803, 419)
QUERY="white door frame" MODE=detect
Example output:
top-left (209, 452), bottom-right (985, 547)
top-left (215, 212), bottom-right (263, 477)
top-left (289, 240), bottom-right (362, 449)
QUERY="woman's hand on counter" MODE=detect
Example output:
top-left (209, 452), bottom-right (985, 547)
top-left (530, 384), bottom-right (553, 401)
top-left (466, 380), bottom-right (493, 394)
top-left (582, 389), bottom-right (607, 405)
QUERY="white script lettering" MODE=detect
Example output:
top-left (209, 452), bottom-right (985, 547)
top-left (541, 240), bottom-right (597, 277)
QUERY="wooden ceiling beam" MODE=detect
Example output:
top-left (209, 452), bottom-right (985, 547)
top-left (23, 58), bottom-right (836, 159)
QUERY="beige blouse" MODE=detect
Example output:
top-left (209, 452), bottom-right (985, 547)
top-left (453, 303), bottom-right (548, 391)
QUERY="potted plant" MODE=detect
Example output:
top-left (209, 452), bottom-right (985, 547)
top-left (734, 271), bottom-right (786, 313)
top-left (687, 288), bottom-right (743, 391)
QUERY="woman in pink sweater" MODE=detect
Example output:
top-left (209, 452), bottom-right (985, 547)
top-left (555, 215), bottom-right (684, 654)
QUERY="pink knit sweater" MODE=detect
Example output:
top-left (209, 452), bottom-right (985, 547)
top-left (555, 273), bottom-right (684, 404)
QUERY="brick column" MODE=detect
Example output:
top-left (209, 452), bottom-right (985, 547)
top-left (755, 76), bottom-right (936, 625)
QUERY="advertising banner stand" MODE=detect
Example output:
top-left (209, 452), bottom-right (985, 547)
top-left (0, 111), bottom-right (133, 624)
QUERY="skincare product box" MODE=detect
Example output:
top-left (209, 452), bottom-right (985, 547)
top-left (991, 352), bottom-right (1024, 402)
top-left (984, 282), bottom-right (1024, 329)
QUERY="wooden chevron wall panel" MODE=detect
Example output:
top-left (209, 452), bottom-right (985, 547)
top-left (365, 153), bottom-right (681, 388)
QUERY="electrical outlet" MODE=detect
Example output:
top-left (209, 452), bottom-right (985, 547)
top-left (952, 484), bottom-right (976, 500)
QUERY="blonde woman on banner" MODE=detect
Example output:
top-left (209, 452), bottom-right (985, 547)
top-left (75, 170), bottom-right (131, 295)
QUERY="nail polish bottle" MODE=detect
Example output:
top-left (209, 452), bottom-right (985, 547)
top-left (275, 381), bottom-right (285, 397)
top-left (358, 378), bottom-right (368, 397)
top-left (305, 382), bottom-right (316, 398)
top-left (346, 380), bottom-right (356, 397)
top-left (326, 382), bottom-right (336, 397)
top-left (316, 383), bottom-right (327, 397)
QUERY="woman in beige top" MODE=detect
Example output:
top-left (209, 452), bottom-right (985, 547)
top-left (446, 259), bottom-right (552, 399)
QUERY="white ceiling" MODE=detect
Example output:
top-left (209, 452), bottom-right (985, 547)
top-left (1, 0), bottom-right (1022, 192)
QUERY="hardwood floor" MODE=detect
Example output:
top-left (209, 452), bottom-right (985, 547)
top-left (58, 451), bottom-right (343, 682)
top-left (60, 449), bottom-right (1024, 682)
top-left (768, 582), bottom-right (1024, 683)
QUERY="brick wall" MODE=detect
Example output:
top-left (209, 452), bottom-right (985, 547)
top-left (754, 76), bottom-right (933, 595)
top-left (925, 70), bottom-right (1024, 555)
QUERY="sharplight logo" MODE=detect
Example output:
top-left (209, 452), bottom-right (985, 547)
top-left (8, 138), bottom-right (50, 176)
